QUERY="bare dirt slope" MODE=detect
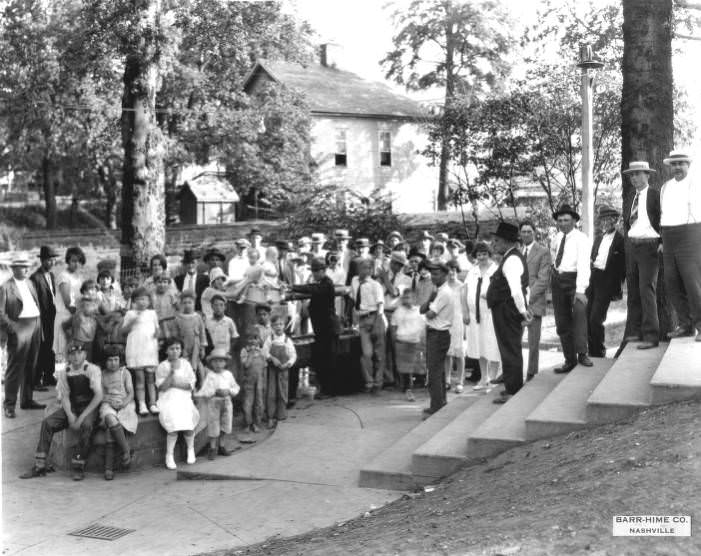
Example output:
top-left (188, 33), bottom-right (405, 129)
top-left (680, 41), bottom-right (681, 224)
top-left (205, 401), bottom-right (700, 556)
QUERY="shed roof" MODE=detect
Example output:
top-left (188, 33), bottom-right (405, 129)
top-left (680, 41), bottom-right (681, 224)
top-left (182, 173), bottom-right (239, 203)
top-left (244, 59), bottom-right (427, 120)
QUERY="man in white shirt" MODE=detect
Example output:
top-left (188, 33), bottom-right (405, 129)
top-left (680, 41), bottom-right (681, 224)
top-left (586, 206), bottom-right (626, 358)
top-left (420, 260), bottom-right (455, 416)
top-left (0, 258), bottom-right (44, 418)
top-left (659, 150), bottom-right (701, 341)
top-left (622, 161), bottom-right (662, 349)
top-left (550, 204), bottom-right (593, 373)
top-left (487, 223), bottom-right (531, 403)
top-left (350, 259), bottom-right (386, 393)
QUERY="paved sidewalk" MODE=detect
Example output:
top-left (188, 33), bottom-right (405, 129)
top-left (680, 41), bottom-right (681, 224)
top-left (2, 349), bottom-right (565, 556)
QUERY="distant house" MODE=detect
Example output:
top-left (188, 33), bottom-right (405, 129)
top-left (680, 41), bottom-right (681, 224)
top-left (243, 45), bottom-right (439, 213)
top-left (177, 172), bottom-right (239, 225)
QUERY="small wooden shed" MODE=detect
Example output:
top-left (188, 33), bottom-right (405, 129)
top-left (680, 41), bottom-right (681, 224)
top-left (178, 173), bottom-right (240, 225)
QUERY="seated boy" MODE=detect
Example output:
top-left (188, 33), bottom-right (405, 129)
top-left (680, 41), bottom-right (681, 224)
top-left (20, 341), bottom-right (103, 481)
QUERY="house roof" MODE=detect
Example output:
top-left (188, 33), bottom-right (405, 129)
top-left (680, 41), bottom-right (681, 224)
top-left (244, 59), bottom-right (427, 120)
top-left (182, 173), bottom-right (239, 203)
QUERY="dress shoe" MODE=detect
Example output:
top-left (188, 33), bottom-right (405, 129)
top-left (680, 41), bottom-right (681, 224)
top-left (490, 375), bottom-right (504, 384)
top-left (526, 373), bottom-right (535, 382)
top-left (554, 362), bottom-right (576, 374)
top-left (20, 400), bottom-right (46, 410)
top-left (637, 341), bottom-right (659, 350)
top-left (624, 335), bottom-right (642, 342)
top-left (217, 445), bottom-right (233, 456)
top-left (493, 395), bottom-right (512, 404)
top-left (668, 326), bottom-right (693, 339)
top-left (19, 465), bottom-right (47, 479)
top-left (577, 354), bottom-right (593, 367)
top-left (4, 406), bottom-right (16, 418)
top-left (34, 385), bottom-right (49, 392)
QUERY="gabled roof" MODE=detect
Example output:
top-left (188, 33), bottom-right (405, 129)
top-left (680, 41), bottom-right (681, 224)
top-left (243, 59), bottom-right (427, 120)
top-left (181, 173), bottom-right (239, 203)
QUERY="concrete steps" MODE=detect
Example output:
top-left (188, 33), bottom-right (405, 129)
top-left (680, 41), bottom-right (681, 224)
top-left (586, 342), bottom-right (667, 424)
top-left (525, 357), bottom-right (613, 441)
top-left (466, 370), bottom-right (564, 460)
top-left (358, 395), bottom-right (477, 491)
top-left (411, 389), bottom-right (502, 480)
top-left (650, 337), bottom-right (701, 404)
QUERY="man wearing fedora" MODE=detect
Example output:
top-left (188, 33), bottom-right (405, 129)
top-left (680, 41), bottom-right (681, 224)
top-left (487, 222), bottom-right (530, 403)
top-left (30, 246), bottom-right (59, 390)
top-left (622, 161), bottom-right (662, 348)
top-left (659, 150), bottom-right (701, 341)
top-left (0, 258), bottom-right (45, 418)
top-left (550, 204), bottom-right (593, 373)
top-left (519, 221), bottom-right (551, 380)
top-left (175, 250), bottom-right (209, 311)
top-left (586, 206), bottom-right (626, 358)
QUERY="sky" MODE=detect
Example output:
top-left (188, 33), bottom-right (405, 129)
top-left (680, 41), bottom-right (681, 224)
top-left (282, 0), bottom-right (701, 151)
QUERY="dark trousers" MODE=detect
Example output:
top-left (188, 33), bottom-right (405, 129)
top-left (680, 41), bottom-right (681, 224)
top-left (266, 368), bottom-right (289, 420)
top-left (384, 311), bottom-right (398, 385)
top-left (625, 238), bottom-right (660, 342)
top-left (288, 367), bottom-right (300, 401)
top-left (312, 332), bottom-right (338, 395)
top-left (35, 406), bottom-right (97, 463)
top-left (586, 269), bottom-right (613, 358)
top-left (491, 301), bottom-right (524, 395)
top-left (425, 328), bottom-right (450, 412)
top-left (4, 316), bottom-right (41, 409)
top-left (35, 318), bottom-right (56, 386)
top-left (358, 313), bottom-right (386, 389)
top-left (551, 272), bottom-right (588, 364)
top-left (525, 315), bottom-right (542, 377)
top-left (662, 223), bottom-right (701, 333)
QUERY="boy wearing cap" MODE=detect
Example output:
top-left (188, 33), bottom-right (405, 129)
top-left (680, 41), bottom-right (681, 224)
top-left (1, 258), bottom-right (44, 418)
top-left (30, 246), bottom-right (59, 390)
top-left (197, 348), bottom-right (240, 459)
top-left (20, 341), bottom-right (103, 480)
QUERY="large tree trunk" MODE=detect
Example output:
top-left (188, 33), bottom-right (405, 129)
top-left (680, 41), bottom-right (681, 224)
top-left (120, 1), bottom-right (166, 282)
top-left (42, 156), bottom-right (57, 229)
top-left (437, 19), bottom-right (456, 211)
top-left (621, 0), bottom-right (674, 341)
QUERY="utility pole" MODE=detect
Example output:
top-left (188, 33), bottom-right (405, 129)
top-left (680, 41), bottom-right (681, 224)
top-left (577, 44), bottom-right (604, 236)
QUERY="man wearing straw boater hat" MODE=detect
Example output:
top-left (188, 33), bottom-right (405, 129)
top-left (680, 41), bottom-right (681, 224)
top-left (622, 161), bottom-right (662, 349)
top-left (550, 203), bottom-right (593, 373)
top-left (659, 150), bottom-right (701, 341)
top-left (0, 258), bottom-right (45, 418)
top-left (487, 222), bottom-right (530, 403)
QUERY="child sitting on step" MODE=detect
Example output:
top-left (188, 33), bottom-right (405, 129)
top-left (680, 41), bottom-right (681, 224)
top-left (197, 348), bottom-right (240, 460)
top-left (156, 338), bottom-right (200, 470)
top-left (99, 344), bottom-right (137, 480)
top-left (262, 314), bottom-right (297, 428)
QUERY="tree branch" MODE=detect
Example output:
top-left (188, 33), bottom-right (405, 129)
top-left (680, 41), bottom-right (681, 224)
top-left (676, 1), bottom-right (701, 11)
top-left (675, 33), bottom-right (701, 41)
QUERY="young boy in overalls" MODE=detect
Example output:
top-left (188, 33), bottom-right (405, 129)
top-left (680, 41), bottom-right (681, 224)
top-left (20, 340), bottom-right (103, 480)
top-left (240, 328), bottom-right (266, 432)
top-left (262, 314), bottom-right (297, 428)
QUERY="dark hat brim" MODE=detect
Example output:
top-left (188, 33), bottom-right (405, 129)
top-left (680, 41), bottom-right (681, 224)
top-left (552, 209), bottom-right (581, 221)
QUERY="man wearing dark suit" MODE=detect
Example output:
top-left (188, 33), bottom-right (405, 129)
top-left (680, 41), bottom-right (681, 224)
top-left (174, 250), bottom-right (209, 311)
top-left (0, 258), bottom-right (45, 418)
top-left (622, 161), bottom-right (662, 349)
top-left (519, 221), bottom-right (552, 379)
top-left (29, 246), bottom-right (59, 390)
top-left (586, 206), bottom-right (626, 358)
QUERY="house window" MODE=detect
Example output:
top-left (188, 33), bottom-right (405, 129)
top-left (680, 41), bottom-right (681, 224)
top-left (335, 129), bottom-right (347, 167)
top-left (379, 131), bottom-right (391, 167)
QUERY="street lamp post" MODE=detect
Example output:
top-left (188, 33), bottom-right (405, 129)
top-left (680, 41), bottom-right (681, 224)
top-left (577, 44), bottom-right (604, 237)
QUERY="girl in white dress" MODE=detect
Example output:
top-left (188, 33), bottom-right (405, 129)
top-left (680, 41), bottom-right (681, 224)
top-left (156, 338), bottom-right (200, 470)
top-left (54, 247), bottom-right (85, 363)
top-left (122, 287), bottom-right (160, 415)
top-left (462, 243), bottom-right (501, 391)
top-left (445, 260), bottom-right (466, 393)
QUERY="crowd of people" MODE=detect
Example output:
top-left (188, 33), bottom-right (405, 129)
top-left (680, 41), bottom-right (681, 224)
top-left (2, 149), bottom-right (698, 482)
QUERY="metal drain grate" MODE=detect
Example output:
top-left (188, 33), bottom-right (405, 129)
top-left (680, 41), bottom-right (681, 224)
top-left (69, 523), bottom-right (135, 541)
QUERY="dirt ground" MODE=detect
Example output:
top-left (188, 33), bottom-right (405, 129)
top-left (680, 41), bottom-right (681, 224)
top-left (205, 400), bottom-right (700, 556)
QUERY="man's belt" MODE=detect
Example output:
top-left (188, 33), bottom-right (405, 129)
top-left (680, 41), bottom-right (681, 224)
top-left (358, 311), bottom-right (378, 318)
top-left (551, 268), bottom-right (577, 277)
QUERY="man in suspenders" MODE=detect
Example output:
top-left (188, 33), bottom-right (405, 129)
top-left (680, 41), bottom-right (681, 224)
top-left (487, 222), bottom-right (531, 404)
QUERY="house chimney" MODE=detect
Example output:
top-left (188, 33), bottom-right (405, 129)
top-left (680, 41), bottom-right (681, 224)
top-left (320, 42), bottom-right (343, 69)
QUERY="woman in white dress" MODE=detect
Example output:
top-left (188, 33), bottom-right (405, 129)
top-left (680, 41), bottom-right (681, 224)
top-left (462, 242), bottom-right (501, 391)
top-left (54, 247), bottom-right (86, 364)
top-left (445, 260), bottom-right (466, 393)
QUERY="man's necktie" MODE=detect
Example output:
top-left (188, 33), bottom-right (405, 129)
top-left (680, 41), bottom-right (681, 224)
top-left (475, 276), bottom-right (482, 324)
top-left (630, 193), bottom-right (639, 225)
top-left (555, 233), bottom-right (567, 269)
top-left (355, 281), bottom-right (362, 310)
top-left (523, 245), bottom-right (529, 259)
